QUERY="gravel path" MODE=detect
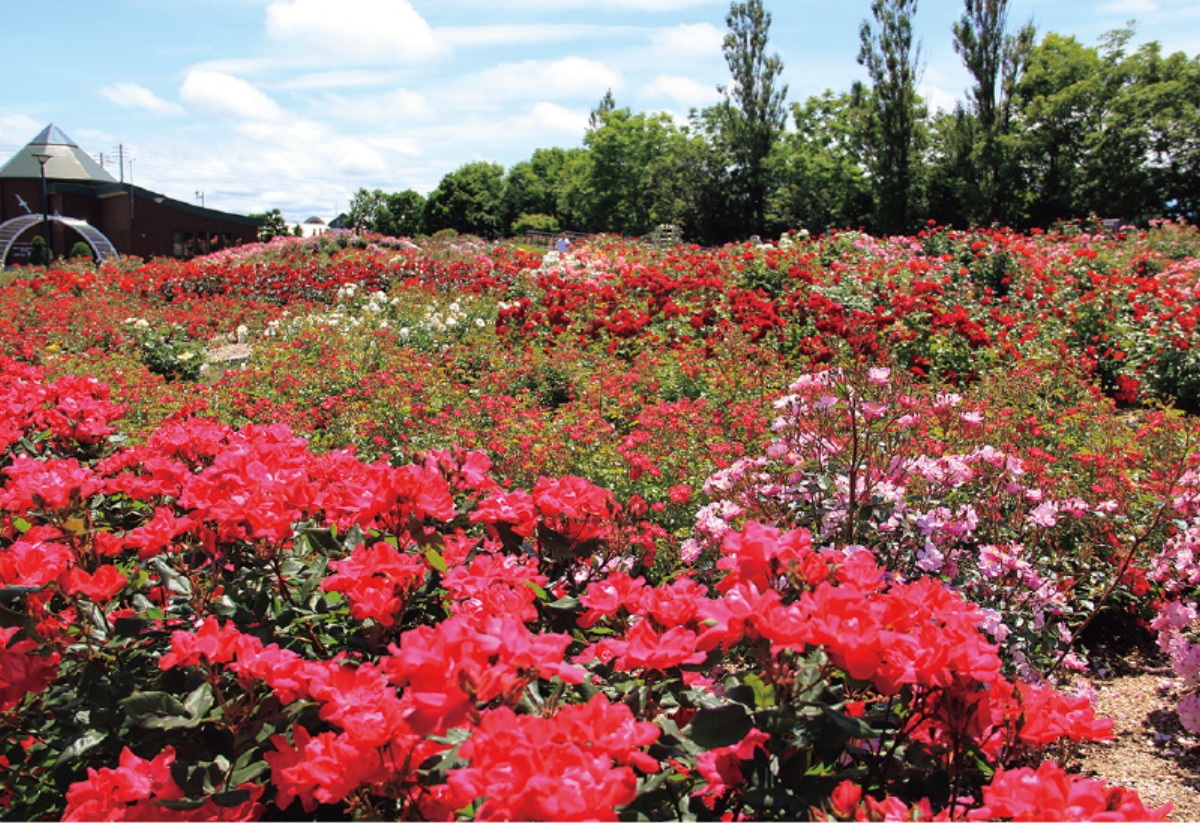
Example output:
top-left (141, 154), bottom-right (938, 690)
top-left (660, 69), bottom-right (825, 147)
top-left (1078, 673), bottom-right (1200, 820)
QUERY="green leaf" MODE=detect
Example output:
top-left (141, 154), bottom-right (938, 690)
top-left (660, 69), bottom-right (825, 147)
top-left (122, 691), bottom-right (188, 722)
top-left (725, 684), bottom-right (757, 708)
top-left (298, 527), bottom-right (341, 556)
top-left (744, 672), bottom-right (776, 708)
top-left (229, 759), bottom-right (269, 786)
top-left (53, 730), bottom-right (107, 768)
top-left (0, 585), bottom-right (41, 602)
top-left (144, 715), bottom-right (203, 731)
top-left (212, 595), bottom-right (238, 618)
top-left (13, 517), bottom-right (31, 534)
top-left (210, 788), bottom-right (253, 807)
top-left (820, 704), bottom-right (876, 739)
top-left (546, 595), bottom-right (581, 612)
top-left (425, 548), bottom-right (448, 573)
top-left (521, 579), bottom-right (548, 600)
top-left (183, 683), bottom-right (215, 719)
top-left (157, 798), bottom-right (208, 811)
top-left (343, 525), bottom-right (366, 552)
top-left (689, 704), bottom-right (753, 749)
top-left (113, 616), bottom-right (152, 637)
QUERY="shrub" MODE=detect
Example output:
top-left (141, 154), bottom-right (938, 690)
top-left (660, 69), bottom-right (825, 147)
top-left (29, 234), bottom-right (49, 265)
top-left (511, 212), bottom-right (560, 236)
top-left (69, 241), bottom-right (94, 260)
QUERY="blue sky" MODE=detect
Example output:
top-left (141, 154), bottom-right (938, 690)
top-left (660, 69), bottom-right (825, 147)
top-left (3, 0), bottom-right (1197, 226)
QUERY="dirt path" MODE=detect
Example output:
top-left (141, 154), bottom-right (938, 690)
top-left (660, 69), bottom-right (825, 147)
top-left (1078, 672), bottom-right (1200, 820)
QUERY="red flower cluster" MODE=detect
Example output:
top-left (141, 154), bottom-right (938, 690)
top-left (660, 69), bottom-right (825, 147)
top-left (63, 747), bottom-right (264, 821)
top-left (447, 696), bottom-right (659, 821)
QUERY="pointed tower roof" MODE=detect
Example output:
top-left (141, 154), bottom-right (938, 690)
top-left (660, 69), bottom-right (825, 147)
top-left (0, 124), bottom-right (118, 183)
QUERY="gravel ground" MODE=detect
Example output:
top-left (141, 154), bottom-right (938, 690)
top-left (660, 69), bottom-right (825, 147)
top-left (1078, 672), bottom-right (1200, 820)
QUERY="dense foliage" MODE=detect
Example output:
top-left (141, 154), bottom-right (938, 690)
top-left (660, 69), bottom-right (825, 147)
top-left (4, 222), bottom-right (1200, 819)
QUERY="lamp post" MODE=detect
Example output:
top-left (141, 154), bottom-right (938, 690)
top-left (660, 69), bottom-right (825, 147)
top-left (31, 151), bottom-right (52, 263)
top-left (154, 196), bottom-right (165, 257)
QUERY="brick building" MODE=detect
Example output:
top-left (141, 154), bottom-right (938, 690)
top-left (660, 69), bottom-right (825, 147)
top-left (0, 124), bottom-right (260, 264)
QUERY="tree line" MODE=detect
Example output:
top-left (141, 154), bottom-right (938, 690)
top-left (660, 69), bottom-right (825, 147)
top-left (343, 0), bottom-right (1200, 245)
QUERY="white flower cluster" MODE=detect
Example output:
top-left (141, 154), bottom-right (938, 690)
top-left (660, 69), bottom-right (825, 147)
top-left (267, 286), bottom-right (491, 351)
top-left (399, 299), bottom-right (487, 345)
top-left (777, 229), bottom-right (810, 250)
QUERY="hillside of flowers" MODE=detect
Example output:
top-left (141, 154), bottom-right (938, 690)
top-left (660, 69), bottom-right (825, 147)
top-left (3, 220), bottom-right (1200, 820)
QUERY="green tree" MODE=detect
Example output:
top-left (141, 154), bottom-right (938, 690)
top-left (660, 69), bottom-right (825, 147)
top-left (858, 0), bottom-right (925, 234)
top-left (954, 0), bottom-right (1007, 132)
top-left (768, 91), bottom-right (873, 234)
top-left (424, 162), bottom-right (506, 238)
top-left (925, 105), bottom-right (983, 227)
top-left (686, 107), bottom-right (744, 244)
top-left (251, 208), bottom-right (289, 241)
top-left (642, 125), bottom-right (717, 241)
top-left (1081, 33), bottom-right (1200, 224)
top-left (502, 148), bottom-right (574, 233)
top-left (1139, 47), bottom-right (1200, 222)
top-left (346, 189), bottom-right (390, 234)
top-left (588, 89), bottom-right (616, 131)
top-left (345, 188), bottom-right (426, 236)
top-left (715, 0), bottom-right (788, 238)
top-left (950, 0), bottom-right (1036, 224)
top-left (381, 189), bottom-right (426, 237)
top-left (554, 149), bottom-right (594, 235)
top-left (1013, 27), bottom-right (1200, 225)
top-left (1015, 33), bottom-right (1105, 225)
top-left (569, 107), bottom-right (691, 237)
top-left (1080, 28), bottom-right (1158, 222)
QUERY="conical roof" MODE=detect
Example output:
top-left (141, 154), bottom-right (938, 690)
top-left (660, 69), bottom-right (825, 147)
top-left (0, 124), bottom-right (118, 183)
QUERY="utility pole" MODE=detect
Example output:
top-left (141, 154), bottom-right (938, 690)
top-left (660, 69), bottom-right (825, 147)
top-left (195, 191), bottom-right (205, 208)
top-left (118, 144), bottom-right (124, 183)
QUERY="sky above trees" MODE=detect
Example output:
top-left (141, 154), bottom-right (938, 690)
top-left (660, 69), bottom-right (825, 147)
top-left (2, 0), bottom-right (1197, 224)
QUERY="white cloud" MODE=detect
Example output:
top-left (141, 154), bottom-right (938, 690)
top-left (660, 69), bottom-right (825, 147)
top-left (468, 0), bottom-right (719, 8)
top-left (0, 113), bottom-right (44, 148)
top-left (274, 70), bottom-right (400, 91)
top-left (180, 71), bottom-right (285, 121)
top-left (641, 74), bottom-right (720, 108)
top-left (477, 57), bottom-right (623, 100)
top-left (439, 23), bottom-right (635, 48)
top-left (265, 0), bottom-right (444, 64)
top-left (327, 141), bottom-right (391, 175)
top-left (604, 0), bottom-right (716, 6)
top-left (317, 88), bottom-right (435, 124)
top-left (650, 22), bottom-right (724, 59)
top-left (527, 102), bottom-right (590, 134)
top-left (99, 83), bottom-right (185, 116)
top-left (920, 83), bottom-right (959, 115)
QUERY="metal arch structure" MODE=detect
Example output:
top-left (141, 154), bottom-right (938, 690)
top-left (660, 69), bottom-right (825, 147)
top-left (0, 214), bottom-right (119, 265)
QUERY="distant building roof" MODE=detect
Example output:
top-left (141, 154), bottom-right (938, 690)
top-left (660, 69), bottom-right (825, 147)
top-left (303, 216), bottom-right (326, 225)
top-left (0, 124), bottom-right (118, 183)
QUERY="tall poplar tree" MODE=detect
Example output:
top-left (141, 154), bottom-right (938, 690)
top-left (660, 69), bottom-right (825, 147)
top-left (952, 0), bottom-right (1035, 223)
top-left (858, 0), bottom-right (923, 234)
top-left (718, 0), bottom-right (788, 238)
